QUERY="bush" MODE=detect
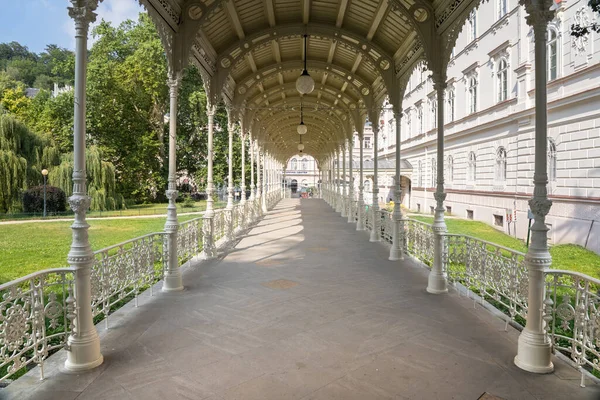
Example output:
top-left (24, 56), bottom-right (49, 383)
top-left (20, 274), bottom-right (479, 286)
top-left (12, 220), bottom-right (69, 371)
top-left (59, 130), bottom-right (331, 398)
top-left (22, 185), bottom-right (66, 213)
top-left (182, 195), bottom-right (195, 208)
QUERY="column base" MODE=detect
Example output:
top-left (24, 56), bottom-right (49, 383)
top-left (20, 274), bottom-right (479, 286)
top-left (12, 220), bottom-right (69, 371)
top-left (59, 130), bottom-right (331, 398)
top-left (389, 247), bottom-right (404, 261)
top-left (162, 272), bottom-right (184, 292)
top-left (426, 272), bottom-right (448, 294)
top-left (369, 231), bottom-right (380, 242)
top-left (64, 333), bottom-right (103, 372)
top-left (514, 328), bottom-right (554, 373)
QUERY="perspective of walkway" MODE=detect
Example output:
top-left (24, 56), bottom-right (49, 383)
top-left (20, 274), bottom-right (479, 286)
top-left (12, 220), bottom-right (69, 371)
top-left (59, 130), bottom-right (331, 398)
top-left (5, 198), bottom-right (599, 400)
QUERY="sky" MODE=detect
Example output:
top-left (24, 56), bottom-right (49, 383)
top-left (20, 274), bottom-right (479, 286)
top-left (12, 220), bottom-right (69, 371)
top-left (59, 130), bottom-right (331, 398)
top-left (0, 0), bottom-right (143, 54)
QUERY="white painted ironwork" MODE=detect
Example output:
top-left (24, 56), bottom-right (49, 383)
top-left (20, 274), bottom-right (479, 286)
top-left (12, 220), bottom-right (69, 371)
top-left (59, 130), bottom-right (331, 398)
top-left (0, 269), bottom-right (75, 382)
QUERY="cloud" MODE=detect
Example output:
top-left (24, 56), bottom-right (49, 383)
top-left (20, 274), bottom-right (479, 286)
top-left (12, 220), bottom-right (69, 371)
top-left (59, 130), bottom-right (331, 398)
top-left (61, 0), bottom-right (143, 49)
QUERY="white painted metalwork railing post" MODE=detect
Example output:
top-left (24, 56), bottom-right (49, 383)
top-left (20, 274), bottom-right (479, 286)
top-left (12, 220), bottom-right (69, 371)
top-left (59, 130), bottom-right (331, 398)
top-left (370, 122), bottom-right (380, 242)
top-left (206, 104), bottom-right (216, 215)
top-left (240, 129), bottom-right (246, 229)
top-left (427, 77), bottom-right (449, 294)
top-left (262, 151), bottom-right (268, 213)
top-left (515, 0), bottom-right (554, 374)
top-left (357, 128), bottom-right (365, 231)
top-left (335, 150), bottom-right (342, 213)
top-left (163, 73), bottom-right (184, 292)
top-left (202, 214), bottom-right (215, 259)
top-left (65, 0), bottom-right (103, 372)
top-left (256, 145), bottom-right (262, 216)
top-left (341, 143), bottom-right (347, 218)
top-left (226, 110), bottom-right (235, 210)
top-left (348, 139), bottom-right (354, 223)
top-left (390, 111), bottom-right (404, 261)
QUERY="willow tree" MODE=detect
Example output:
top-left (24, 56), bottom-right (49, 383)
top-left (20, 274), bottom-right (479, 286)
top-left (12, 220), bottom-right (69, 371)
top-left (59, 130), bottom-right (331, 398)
top-left (0, 113), bottom-right (60, 212)
top-left (49, 145), bottom-right (124, 211)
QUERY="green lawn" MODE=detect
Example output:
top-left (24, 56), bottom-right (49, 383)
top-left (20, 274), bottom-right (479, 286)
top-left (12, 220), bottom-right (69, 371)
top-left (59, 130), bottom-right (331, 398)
top-left (0, 214), bottom-right (200, 284)
top-left (0, 200), bottom-right (227, 220)
top-left (410, 215), bottom-right (600, 279)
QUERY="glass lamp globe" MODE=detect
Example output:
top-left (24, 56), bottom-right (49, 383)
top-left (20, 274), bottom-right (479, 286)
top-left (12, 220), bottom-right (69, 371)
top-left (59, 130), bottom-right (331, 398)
top-left (41, 169), bottom-right (49, 176)
top-left (297, 122), bottom-right (307, 135)
top-left (296, 71), bottom-right (315, 95)
top-left (297, 143), bottom-right (305, 151)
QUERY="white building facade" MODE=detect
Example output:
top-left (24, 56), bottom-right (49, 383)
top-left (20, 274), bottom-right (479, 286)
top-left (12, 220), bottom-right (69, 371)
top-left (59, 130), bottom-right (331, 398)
top-left (285, 154), bottom-right (319, 193)
top-left (378, 0), bottom-right (600, 254)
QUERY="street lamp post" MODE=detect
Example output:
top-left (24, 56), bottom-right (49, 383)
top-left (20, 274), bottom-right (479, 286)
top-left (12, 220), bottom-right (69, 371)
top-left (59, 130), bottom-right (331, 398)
top-left (42, 168), bottom-right (49, 217)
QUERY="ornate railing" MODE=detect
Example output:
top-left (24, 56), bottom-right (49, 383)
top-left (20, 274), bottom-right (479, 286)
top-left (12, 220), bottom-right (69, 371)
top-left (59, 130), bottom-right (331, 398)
top-left (444, 234), bottom-right (528, 322)
top-left (404, 219), bottom-right (435, 266)
top-left (378, 210), bottom-right (393, 243)
top-left (90, 233), bottom-right (166, 325)
top-left (213, 210), bottom-right (226, 242)
top-left (544, 270), bottom-right (600, 374)
top-left (178, 217), bottom-right (203, 265)
top-left (365, 207), bottom-right (372, 231)
top-left (0, 269), bottom-right (75, 381)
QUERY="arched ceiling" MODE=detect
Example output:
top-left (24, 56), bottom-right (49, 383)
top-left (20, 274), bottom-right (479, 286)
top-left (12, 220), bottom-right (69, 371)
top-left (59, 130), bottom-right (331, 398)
top-left (138, 0), bottom-right (482, 163)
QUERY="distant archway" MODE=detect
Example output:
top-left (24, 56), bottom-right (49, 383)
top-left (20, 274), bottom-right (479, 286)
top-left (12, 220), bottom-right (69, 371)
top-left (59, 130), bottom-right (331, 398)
top-left (290, 179), bottom-right (298, 194)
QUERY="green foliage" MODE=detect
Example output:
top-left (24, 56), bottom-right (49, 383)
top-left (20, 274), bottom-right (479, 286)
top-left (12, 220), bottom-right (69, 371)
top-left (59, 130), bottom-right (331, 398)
top-left (411, 216), bottom-right (600, 278)
top-left (181, 194), bottom-right (195, 208)
top-left (22, 185), bottom-right (66, 213)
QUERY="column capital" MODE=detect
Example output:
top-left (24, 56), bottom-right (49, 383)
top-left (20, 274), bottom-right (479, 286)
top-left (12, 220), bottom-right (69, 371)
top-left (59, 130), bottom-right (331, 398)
top-left (522, 0), bottom-right (555, 32)
top-left (167, 73), bottom-right (182, 97)
top-left (68, 0), bottom-right (99, 31)
top-left (207, 103), bottom-right (217, 117)
top-left (433, 74), bottom-right (447, 92)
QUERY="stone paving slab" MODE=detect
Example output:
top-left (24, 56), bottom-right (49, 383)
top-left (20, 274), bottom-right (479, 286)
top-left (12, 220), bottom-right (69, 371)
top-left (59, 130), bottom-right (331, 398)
top-left (2, 198), bottom-right (599, 400)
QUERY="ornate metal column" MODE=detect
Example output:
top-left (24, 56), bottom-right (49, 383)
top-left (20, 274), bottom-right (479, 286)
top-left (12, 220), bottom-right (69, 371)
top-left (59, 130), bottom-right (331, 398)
top-left (514, 0), bottom-right (554, 373)
top-left (347, 138), bottom-right (354, 223)
top-left (370, 123), bottom-right (380, 242)
top-left (240, 130), bottom-right (246, 206)
top-left (427, 77), bottom-right (449, 294)
top-left (341, 143), bottom-right (347, 217)
top-left (203, 103), bottom-right (217, 259)
top-left (226, 111), bottom-right (235, 210)
top-left (65, 0), bottom-right (103, 372)
top-left (256, 144), bottom-right (262, 215)
top-left (262, 151), bottom-right (268, 213)
top-left (390, 111), bottom-right (404, 261)
top-left (249, 134), bottom-right (255, 201)
top-left (335, 150), bottom-right (342, 213)
top-left (163, 73), bottom-right (184, 291)
top-left (357, 128), bottom-right (365, 230)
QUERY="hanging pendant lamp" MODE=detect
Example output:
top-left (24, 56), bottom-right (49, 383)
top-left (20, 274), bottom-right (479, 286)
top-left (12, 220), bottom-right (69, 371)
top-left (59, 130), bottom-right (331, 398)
top-left (296, 34), bottom-right (315, 95)
top-left (297, 97), bottom-right (308, 135)
top-left (297, 134), bottom-right (304, 152)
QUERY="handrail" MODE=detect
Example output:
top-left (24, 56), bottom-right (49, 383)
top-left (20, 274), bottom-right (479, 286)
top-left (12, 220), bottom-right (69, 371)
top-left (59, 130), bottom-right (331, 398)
top-left (0, 267), bottom-right (74, 291)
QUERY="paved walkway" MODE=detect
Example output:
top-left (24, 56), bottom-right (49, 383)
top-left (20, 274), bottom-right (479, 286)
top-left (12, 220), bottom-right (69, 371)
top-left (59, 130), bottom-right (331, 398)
top-left (4, 199), bottom-right (599, 400)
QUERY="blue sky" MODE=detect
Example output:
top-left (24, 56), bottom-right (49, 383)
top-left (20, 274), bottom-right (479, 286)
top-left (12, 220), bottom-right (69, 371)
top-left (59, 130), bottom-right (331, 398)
top-left (0, 0), bottom-right (142, 54)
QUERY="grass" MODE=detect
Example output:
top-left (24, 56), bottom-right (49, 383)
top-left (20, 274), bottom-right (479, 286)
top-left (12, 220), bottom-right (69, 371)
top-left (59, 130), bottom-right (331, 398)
top-left (0, 200), bottom-right (227, 220)
top-left (0, 214), bottom-right (201, 284)
top-left (410, 215), bottom-right (600, 279)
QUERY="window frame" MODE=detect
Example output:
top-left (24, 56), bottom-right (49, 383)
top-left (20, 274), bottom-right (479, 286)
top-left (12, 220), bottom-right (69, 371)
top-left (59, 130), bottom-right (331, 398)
top-left (547, 139), bottom-right (557, 182)
top-left (497, 58), bottom-right (508, 102)
top-left (495, 147), bottom-right (507, 184)
top-left (467, 151), bottom-right (477, 184)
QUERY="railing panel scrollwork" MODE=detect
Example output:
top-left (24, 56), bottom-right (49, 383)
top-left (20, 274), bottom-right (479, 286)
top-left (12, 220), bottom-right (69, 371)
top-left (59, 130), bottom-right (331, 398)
top-left (379, 211), bottom-right (393, 244)
top-left (404, 219), bottom-right (434, 266)
top-left (544, 270), bottom-right (600, 374)
top-left (177, 217), bottom-right (203, 265)
top-left (90, 233), bottom-right (166, 324)
top-left (0, 269), bottom-right (74, 382)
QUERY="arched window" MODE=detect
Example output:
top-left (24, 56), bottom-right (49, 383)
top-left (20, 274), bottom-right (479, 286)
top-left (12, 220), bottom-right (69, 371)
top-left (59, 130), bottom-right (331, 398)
top-left (447, 89), bottom-right (455, 122)
top-left (468, 151), bottom-right (477, 183)
top-left (364, 180), bottom-right (371, 192)
top-left (497, 58), bottom-right (508, 102)
top-left (548, 139), bottom-right (557, 181)
top-left (417, 105), bottom-right (423, 134)
top-left (301, 158), bottom-right (308, 170)
top-left (467, 10), bottom-right (477, 42)
top-left (430, 97), bottom-right (437, 130)
top-left (496, 147), bottom-right (507, 183)
top-left (290, 158), bottom-right (297, 170)
top-left (498, 0), bottom-right (507, 19)
top-left (447, 155), bottom-right (454, 183)
top-left (406, 110), bottom-right (412, 137)
top-left (418, 160), bottom-right (423, 187)
top-left (468, 76), bottom-right (478, 114)
top-left (548, 28), bottom-right (558, 81)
